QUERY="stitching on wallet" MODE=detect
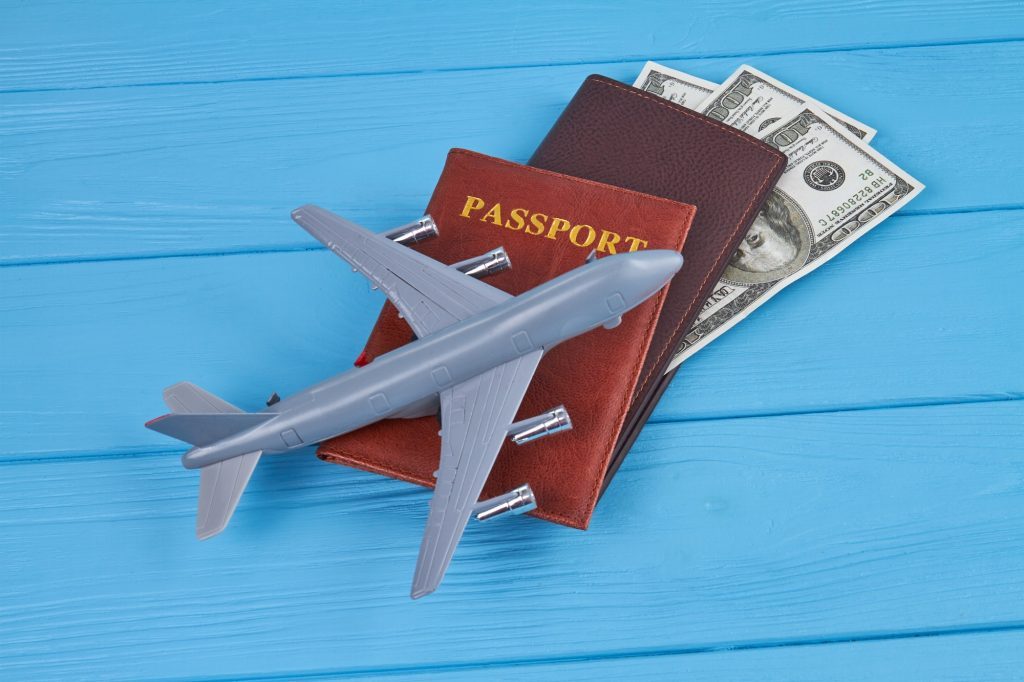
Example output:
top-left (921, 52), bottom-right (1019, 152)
top-left (586, 78), bottom-right (787, 400)
top-left (592, 77), bottom-right (784, 153)
top-left (632, 163), bottom-right (779, 399)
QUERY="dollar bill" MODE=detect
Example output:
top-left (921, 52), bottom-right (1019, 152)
top-left (700, 64), bottom-right (876, 142)
top-left (666, 107), bottom-right (923, 371)
top-left (633, 61), bottom-right (718, 108)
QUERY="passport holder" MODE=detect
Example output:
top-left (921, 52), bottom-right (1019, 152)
top-left (528, 74), bottom-right (787, 494)
top-left (317, 149), bottom-right (696, 528)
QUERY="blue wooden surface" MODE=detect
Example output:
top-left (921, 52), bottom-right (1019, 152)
top-left (1, 2), bottom-right (1022, 679)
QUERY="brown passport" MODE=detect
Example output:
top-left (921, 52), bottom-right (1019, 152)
top-left (528, 75), bottom-right (787, 495)
top-left (317, 149), bottom-right (696, 528)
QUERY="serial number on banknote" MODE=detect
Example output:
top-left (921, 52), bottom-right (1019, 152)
top-left (825, 173), bottom-right (892, 221)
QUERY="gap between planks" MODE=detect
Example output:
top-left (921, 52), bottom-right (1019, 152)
top-left (3, 204), bottom-right (1022, 269)
top-left (148, 620), bottom-right (1024, 681)
top-left (2, 393), bottom-right (1019, 466)
top-left (0, 35), bottom-right (1020, 96)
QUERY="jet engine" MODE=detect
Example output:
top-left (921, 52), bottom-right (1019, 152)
top-left (382, 216), bottom-right (439, 245)
top-left (473, 484), bottom-right (537, 521)
top-left (507, 406), bottom-right (572, 445)
top-left (451, 247), bottom-right (512, 279)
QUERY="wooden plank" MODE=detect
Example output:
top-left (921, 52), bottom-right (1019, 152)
top-left (3, 41), bottom-right (1022, 264)
top-left (2, 1), bottom-right (1021, 92)
top-left (0, 401), bottom-right (1020, 679)
top-left (390, 630), bottom-right (1024, 681)
top-left (1, 208), bottom-right (1020, 457)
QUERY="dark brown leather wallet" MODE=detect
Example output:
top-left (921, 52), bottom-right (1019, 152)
top-left (528, 75), bottom-right (786, 494)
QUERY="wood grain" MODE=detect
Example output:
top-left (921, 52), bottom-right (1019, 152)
top-left (0, 401), bottom-right (1020, 678)
top-left (3, 41), bottom-right (1023, 264)
top-left (3, 1), bottom-right (1021, 92)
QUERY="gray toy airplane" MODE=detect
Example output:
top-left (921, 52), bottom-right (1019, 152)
top-left (146, 205), bottom-right (682, 598)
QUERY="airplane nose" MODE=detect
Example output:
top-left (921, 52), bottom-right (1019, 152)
top-left (634, 249), bottom-right (684, 281)
top-left (653, 250), bottom-right (684, 276)
top-left (622, 250), bottom-right (683, 303)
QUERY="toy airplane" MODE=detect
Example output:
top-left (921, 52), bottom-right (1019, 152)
top-left (146, 205), bottom-right (682, 598)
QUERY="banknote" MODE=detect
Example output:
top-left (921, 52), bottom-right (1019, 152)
top-left (633, 61), bottom-right (717, 108)
top-left (700, 64), bottom-right (876, 142)
top-left (666, 107), bottom-right (922, 371)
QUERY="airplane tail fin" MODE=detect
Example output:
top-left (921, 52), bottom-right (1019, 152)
top-left (145, 382), bottom-right (269, 539)
top-left (145, 412), bottom-right (272, 447)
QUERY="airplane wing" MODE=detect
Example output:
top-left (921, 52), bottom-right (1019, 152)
top-left (291, 205), bottom-right (510, 338)
top-left (411, 349), bottom-right (544, 599)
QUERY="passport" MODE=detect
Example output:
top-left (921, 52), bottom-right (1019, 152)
top-left (317, 149), bottom-right (696, 528)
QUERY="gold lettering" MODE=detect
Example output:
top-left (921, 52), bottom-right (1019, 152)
top-left (460, 195), bottom-right (485, 218)
top-left (596, 230), bottom-right (621, 254)
top-left (569, 224), bottom-right (596, 248)
top-left (546, 217), bottom-right (573, 240)
top-left (623, 236), bottom-right (649, 252)
top-left (505, 207), bottom-right (528, 231)
top-left (527, 212), bottom-right (548, 236)
top-left (456, 194), bottom-right (650, 253)
top-left (482, 202), bottom-right (503, 226)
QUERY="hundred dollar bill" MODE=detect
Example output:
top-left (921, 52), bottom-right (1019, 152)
top-left (666, 107), bottom-right (922, 371)
top-left (633, 61), bottom-right (717, 109)
top-left (700, 64), bottom-right (876, 142)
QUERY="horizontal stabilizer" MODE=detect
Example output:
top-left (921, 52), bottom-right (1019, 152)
top-left (163, 381), bottom-right (241, 414)
top-left (197, 451), bottom-right (262, 539)
top-left (146, 412), bottom-right (274, 447)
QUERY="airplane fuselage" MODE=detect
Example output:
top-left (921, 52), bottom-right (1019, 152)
top-left (181, 250), bottom-right (681, 469)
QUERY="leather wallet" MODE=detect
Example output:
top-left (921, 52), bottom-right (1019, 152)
top-left (317, 149), bottom-right (696, 528)
top-left (528, 74), bottom-right (787, 494)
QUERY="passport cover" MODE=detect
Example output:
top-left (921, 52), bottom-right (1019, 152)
top-left (317, 148), bottom-right (696, 528)
top-left (528, 75), bottom-right (787, 495)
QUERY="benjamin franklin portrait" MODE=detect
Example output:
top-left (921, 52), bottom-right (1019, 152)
top-left (723, 189), bottom-right (811, 286)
